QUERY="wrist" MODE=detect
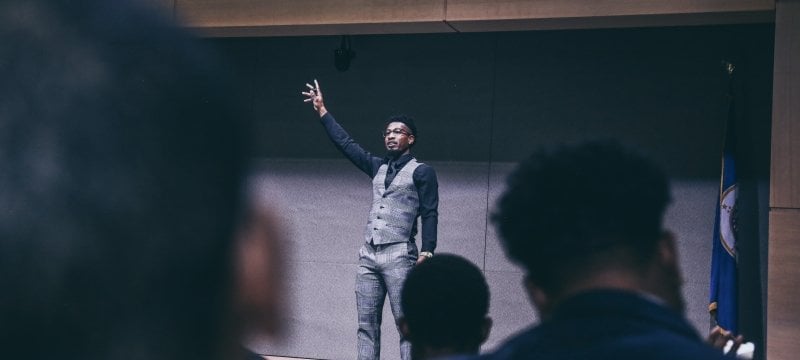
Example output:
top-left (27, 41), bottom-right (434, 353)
top-left (318, 106), bottom-right (328, 117)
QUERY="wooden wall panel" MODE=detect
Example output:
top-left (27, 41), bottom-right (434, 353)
top-left (174, 0), bottom-right (452, 37)
top-left (768, 2), bottom-right (800, 358)
top-left (446, 0), bottom-right (774, 32)
top-left (172, 0), bottom-right (774, 37)
top-left (767, 210), bottom-right (800, 360)
top-left (770, 0), bottom-right (800, 209)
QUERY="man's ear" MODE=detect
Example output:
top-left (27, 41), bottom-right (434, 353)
top-left (398, 317), bottom-right (411, 339)
top-left (234, 207), bottom-right (286, 337)
top-left (524, 276), bottom-right (551, 315)
top-left (408, 135), bottom-right (415, 145)
top-left (480, 317), bottom-right (493, 344)
top-left (652, 230), bottom-right (686, 312)
top-left (657, 231), bottom-right (678, 268)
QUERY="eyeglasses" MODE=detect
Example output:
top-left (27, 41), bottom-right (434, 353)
top-left (382, 128), bottom-right (410, 137)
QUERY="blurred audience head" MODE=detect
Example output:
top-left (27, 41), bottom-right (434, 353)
top-left (492, 140), bottom-right (682, 315)
top-left (400, 254), bottom-right (491, 359)
top-left (0, 1), bottom-right (256, 359)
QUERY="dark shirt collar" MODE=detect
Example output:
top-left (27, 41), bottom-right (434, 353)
top-left (384, 152), bottom-right (414, 168)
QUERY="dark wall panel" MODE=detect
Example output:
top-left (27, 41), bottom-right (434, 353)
top-left (225, 33), bottom-right (497, 162)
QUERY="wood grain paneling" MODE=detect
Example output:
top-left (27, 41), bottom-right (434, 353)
top-left (770, 0), bottom-right (800, 209)
top-left (447, 0), bottom-right (774, 32)
top-left (174, 0), bottom-right (452, 37)
top-left (767, 209), bottom-right (800, 360)
top-left (768, 2), bottom-right (800, 357)
top-left (172, 0), bottom-right (774, 37)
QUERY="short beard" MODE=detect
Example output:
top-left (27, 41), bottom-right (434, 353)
top-left (386, 148), bottom-right (403, 157)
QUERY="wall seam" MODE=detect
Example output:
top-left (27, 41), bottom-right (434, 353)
top-left (483, 33), bottom-right (500, 273)
top-left (443, 0), bottom-right (460, 33)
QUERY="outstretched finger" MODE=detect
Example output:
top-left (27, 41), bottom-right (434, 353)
top-left (301, 91), bottom-right (314, 96)
top-left (314, 79), bottom-right (321, 93)
top-left (303, 98), bottom-right (313, 103)
top-left (306, 83), bottom-right (315, 90)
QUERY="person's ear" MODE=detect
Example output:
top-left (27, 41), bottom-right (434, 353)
top-left (524, 275), bottom-right (551, 315)
top-left (398, 317), bottom-right (411, 339)
top-left (657, 231), bottom-right (678, 268)
top-left (408, 135), bottom-right (415, 145)
top-left (233, 207), bottom-right (286, 337)
top-left (480, 317), bottom-right (493, 344)
top-left (653, 230), bottom-right (686, 312)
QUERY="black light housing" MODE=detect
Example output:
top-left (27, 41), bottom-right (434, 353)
top-left (334, 35), bottom-right (355, 72)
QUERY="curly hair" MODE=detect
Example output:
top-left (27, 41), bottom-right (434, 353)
top-left (492, 140), bottom-right (671, 294)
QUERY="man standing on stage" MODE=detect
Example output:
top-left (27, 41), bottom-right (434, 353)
top-left (302, 80), bottom-right (439, 360)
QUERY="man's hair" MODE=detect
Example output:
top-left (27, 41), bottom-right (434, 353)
top-left (492, 140), bottom-right (671, 294)
top-left (401, 254), bottom-right (489, 351)
top-left (0, 1), bottom-right (245, 359)
top-left (386, 114), bottom-right (418, 139)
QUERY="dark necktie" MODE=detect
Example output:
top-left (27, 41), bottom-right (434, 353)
top-left (384, 161), bottom-right (396, 188)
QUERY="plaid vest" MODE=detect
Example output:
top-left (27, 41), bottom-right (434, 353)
top-left (365, 159), bottom-right (421, 245)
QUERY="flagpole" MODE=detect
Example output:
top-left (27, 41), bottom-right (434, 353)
top-left (709, 58), bottom-right (740, 335)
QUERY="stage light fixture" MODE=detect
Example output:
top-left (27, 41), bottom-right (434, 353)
top-left (334, 35), bottom-right (355, 72)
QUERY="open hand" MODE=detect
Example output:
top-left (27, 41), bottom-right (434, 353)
top-left (301, 79), bottom-right (326, 115)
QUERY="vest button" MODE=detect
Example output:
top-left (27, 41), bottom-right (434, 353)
top-left (373, 227), bottom-right (378, 230)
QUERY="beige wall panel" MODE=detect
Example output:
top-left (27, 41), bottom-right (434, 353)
top-left (175, 0), bottom-right (452, 36)
top-left (767, 209), bottom-right (800, 360)
top-left (174, 0), bottom-right (774, 36)
top-left (447, 0), bottom-right (773, 31)
top-left (447, 0), bottom-right (774, 20)
top-left (447, 0), bottom-right (775, 32)
top-left (771, 0), bottom-right (800, 209)
top-left (769, 2), bottom-right (800, 357)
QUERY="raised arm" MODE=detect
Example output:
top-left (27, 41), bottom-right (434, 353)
top-left (301, 80), bottom-right (381, 177)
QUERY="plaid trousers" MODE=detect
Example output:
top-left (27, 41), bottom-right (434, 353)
top-left (356, 241), bottom-right (418, 360)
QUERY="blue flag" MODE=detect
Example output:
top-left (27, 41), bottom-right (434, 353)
top-left (709, 91), bottom-right (738, 333)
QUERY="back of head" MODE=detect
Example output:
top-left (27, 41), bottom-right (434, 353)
top-left (492, 140), bottom-right (671, 296)
top-left (401, 254), bottom-right (490, 354)
top-left (0, 1), bottom-right (245, 359)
